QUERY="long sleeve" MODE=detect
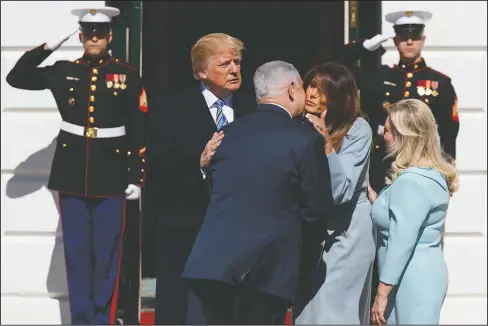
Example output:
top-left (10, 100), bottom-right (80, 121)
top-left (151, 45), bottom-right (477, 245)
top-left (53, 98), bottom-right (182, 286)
top-left (6, 44), bottom-right (55, 90)
top-left (380, 173), bottom-right (433, 285)
top-left (126, 71), bottom-right (148, 186)
top-left (327, 118), bottom-right (372, 205)
top-left (299, 135), bottom-right (334, 224)
top-left (436, 80), bottom-right (459, 159)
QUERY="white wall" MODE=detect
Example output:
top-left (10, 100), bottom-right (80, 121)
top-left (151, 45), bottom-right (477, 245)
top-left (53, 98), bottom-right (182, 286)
top-left (0, 1), bottom-right (104, 324)
top-left (381, 1), bottom-right (487, 324)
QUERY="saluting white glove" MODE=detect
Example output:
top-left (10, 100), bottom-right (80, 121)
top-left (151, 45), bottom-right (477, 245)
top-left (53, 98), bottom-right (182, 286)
top-left (125, 184), bottom-right (141, 200)
top-left (363, 31), bottom-right (396, 52)
top-left (45, 27), bottom-right (80, 51)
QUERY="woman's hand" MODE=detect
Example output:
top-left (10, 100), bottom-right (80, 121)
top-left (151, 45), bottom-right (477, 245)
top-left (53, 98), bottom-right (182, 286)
top-left (367, 184), bottom-right (378, 203)
top-left (306, 110), bottom-right (333, 155)
top-left (371, 293), bottom-right (388, 325)
top-left (371, 282), bottom-right (393, 325)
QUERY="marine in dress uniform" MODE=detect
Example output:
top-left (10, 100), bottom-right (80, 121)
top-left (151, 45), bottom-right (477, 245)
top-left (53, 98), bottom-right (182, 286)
top-left (337, 10), bottom-right (460, 193)
top-left (6, 7), bottom-right (147, 325)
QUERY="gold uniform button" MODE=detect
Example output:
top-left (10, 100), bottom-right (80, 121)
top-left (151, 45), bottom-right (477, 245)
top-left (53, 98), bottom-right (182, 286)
top-left (69, 88), bottom-right (74, 92)
top-left (91, 76), bottom-right (98, 82)
top-left (92, 68), bottom-right (98, 74)
top-left (407, 72), bottom-right (413, 78)
top-left (90, 85), bottom-right (96, 91)
top-left (114, 91), bottom-right (118, 96)
top-left (127, 151), bottom-right (132, 156)
top-left (375, 145), bottom-right (379, 149)
top-left (141, 169), bottom-right (145, 172)
top-left (99, 59), bottom-right (104, 64)
top-left (89, 106), bottom-right (95, 112)
top-left (425, 98), bottom-right (430, 104)
top-left (115, 58), bottom-right (119, 62)
top-left (404, 91), bottom-right (410, 97)
top-left (142, 158), bottom-right (146, 163)
top-left (116, 149), bottom-right (120, 153)
top-left (406, 81), bottom-right (412, 87)
top-left (385, 92), bottom-right (390, 96)
top-left (90, 95), bottom-right (95, 102)
top-left (89, 117), bottom-right (95, 124)
top-left (401, 64), bottom-right (406, 69)
top-left (75, 60), bottom-right (80, 64)
top-left (62, 143), bottom-right (67, 148)
top-left (140, 178), bottom-right (144, 183)
top-left (414, 64), bottom-right (419, 69)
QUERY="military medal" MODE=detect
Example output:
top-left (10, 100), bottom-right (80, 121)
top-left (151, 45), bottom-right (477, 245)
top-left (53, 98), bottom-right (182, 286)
top-left (432, 81), bottom-right (439, 97)
top-left (106, 74), bottom-right (114, 88)
top-left (120, 74), bottom-right (127, 90)
top-left (417, 86), bottom-right (425, 96)
top-left (113, 74), bottom-right (120, 89)
top-left (68, 97), bottom-right (75, 106)
top-left (425, 80), bottom-right (432, 96)
top-left (417, 80), bottom-right (426, 96)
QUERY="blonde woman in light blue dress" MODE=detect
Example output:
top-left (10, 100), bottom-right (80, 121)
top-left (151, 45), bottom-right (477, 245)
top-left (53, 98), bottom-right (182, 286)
top-left (368, 99), bottom-right (458, 325)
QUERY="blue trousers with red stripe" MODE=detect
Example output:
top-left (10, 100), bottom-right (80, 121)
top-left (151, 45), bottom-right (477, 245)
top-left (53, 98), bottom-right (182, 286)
top-left (58, 193), bottom-right (125, 325)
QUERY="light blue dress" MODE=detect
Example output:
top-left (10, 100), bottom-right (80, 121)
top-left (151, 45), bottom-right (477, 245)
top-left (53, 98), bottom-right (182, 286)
top-left (296, 117), bottom-right (376, 324)
top-left (371, 167), bottom-right (449, 324)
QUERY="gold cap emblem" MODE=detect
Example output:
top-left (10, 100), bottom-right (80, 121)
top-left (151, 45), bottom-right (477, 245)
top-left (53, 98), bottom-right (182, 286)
top-left (90, 9), bottom-right (97, 15)
top-left (406, 11), bottom-right (413, 17)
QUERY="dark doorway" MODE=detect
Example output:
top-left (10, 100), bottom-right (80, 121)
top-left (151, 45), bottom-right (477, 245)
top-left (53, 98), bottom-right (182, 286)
top-left (142, 1), bottom-right (345, 97)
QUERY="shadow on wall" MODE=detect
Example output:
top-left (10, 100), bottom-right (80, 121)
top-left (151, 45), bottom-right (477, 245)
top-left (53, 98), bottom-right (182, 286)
top-left (5, 138), bottom-right (70, 325)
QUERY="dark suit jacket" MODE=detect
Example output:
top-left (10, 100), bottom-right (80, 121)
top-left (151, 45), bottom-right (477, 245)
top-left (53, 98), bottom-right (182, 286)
top-left (144, 84), bottom-right (256, 228)
top-left (182, 104), bottom-right (334, 302)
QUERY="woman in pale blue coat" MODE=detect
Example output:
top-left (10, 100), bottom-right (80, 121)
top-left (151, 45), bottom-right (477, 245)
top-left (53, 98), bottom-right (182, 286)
top-left (368, 99), bottom-right (458, 325)
top-left (295, 62), bottom-right (376, 324)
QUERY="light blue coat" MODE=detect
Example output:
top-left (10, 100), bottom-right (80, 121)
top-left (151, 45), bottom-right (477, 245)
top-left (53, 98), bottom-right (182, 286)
top-left (371, 167), bottom-right (450, 324)
top-left (296, 117), bottom-right (376, 324)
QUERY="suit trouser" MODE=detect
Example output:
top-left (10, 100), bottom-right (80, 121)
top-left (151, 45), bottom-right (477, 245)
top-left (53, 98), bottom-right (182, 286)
top-left (155, 226), bottom-right (201, 324)
top-left (186, 279), bottom-right (290, 325)
top-left (58, 193), bottom-right (125, 325)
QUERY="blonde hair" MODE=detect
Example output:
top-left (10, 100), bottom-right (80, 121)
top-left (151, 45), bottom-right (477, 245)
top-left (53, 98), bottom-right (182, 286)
top-left (385, 99), bottom-right (458, 195)
top-left (190, 33), bottom-right (244, 80)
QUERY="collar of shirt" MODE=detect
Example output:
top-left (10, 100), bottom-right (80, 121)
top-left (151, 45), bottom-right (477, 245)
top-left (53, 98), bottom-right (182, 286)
top-left (200, 82), bottom-right (233, 108)
top-left (201, 82), bottom-right (234, 123)
top-left (269, 102), bottom-right (293, 118)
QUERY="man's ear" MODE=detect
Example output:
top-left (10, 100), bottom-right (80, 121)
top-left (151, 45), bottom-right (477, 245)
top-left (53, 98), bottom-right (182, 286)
top-left (198, 70), bottom-right (208, 80)
top-left (108, 32), bottom-right (113, 44)
top-left (288, 83), bottom-right (296, 101)
top-left (78, 33), bottom-right (83, 43)
top-left (422, 34), bottom-right (427, 42)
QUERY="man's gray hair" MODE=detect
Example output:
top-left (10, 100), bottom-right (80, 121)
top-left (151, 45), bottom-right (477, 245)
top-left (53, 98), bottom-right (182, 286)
top-left (253, 61), bottom-right (301, 99)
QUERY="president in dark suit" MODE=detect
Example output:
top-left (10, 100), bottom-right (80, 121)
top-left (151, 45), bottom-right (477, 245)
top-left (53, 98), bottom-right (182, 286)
top-left (144, 33), bottom-right (256, 324)
top-left (182, 61), bottom-right (335, 325)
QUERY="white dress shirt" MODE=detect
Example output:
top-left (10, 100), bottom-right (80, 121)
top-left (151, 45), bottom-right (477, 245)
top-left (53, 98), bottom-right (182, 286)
top-left (201, 83), bottom-right (234, 124)
top-left (200, 83), bottom-right (234, 178)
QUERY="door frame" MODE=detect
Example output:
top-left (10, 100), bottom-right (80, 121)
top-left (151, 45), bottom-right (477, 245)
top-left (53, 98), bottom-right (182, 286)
top-left (107, 0), bottom-right (143, 70)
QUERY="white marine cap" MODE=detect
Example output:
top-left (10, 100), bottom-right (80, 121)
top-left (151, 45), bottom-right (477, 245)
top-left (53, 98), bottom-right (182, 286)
top-left (385, 10), bottom-right (433, 26)
top-left (71, 7), bottom-right (120, 23)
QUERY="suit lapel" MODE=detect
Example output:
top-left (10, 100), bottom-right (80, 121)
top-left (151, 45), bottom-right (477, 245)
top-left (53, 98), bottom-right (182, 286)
top-left (185, 85), bottom-right (218, 136)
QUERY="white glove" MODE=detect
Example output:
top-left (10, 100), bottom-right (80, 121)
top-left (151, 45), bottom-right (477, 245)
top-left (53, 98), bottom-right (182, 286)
top-left (362, 32), bottom-right (396, 52)
top-left (45, 28), bottom-right (80, 51)
top-left (125, 184), bottom-right (141, 200)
